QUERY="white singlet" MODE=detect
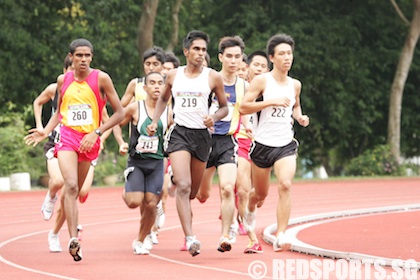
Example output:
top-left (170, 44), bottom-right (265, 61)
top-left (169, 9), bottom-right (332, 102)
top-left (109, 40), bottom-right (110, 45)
top-left (171, 66), bottom-right (212, 129)
top-left (254, 74), bottom-right (295, 147)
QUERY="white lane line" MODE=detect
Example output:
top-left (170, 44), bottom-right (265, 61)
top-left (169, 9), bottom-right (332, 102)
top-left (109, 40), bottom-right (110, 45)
top-left (0, 230), bottom-right (78, 280)
top-left (1, 217), bottom-right (255, 279)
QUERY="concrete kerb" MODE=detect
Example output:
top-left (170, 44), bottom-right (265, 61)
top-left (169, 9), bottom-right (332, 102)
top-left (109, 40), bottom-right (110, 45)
top-left (262, 204), bottom-right (420, 268)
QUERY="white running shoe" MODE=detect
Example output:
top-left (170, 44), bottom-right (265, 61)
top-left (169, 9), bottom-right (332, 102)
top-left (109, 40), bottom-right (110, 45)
top-left (155, 200), bottom-right (165, 229)
top-left (48, 230), bottom-right (62, 252)
top-left (41, 191), bottom-right (57, 221)
top-left (143, 235), bottom-right (154, 251)
top-left (68, 237), bottom-right (82, 261)
top-left (149, 231), bottom-right (159, 245)
top-left (273, 232), bottom-right (291, 252)
top-left (217, 235), bottom-right (232, 253)
top-left (186, 236), bottom-right (201, 257)
top-left (132, 240), bottom-right (150, 255)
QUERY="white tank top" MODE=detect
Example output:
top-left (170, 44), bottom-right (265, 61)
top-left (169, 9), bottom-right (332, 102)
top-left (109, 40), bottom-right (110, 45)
top-left (254, 73), bottom-right (295, 147)
top-left (171, 66), bottom-right (211, 129)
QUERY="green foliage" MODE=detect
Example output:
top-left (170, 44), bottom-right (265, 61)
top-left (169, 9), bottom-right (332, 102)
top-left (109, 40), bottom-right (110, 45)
top-left (345, 145), bottom-right (401, 176)
top-left (1, 0), bottom-right (419, 178)
top-left (94, 151), bottom-right (127, 185)
top-left (0, 103), bottom-right (44, 178)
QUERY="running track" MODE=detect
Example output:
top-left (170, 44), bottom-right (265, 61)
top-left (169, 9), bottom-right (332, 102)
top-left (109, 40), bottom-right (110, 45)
top-left (1, 178), bottom-right (419, 279)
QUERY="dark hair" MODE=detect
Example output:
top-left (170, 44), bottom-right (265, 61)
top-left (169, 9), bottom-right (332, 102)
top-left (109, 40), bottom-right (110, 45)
top-left (63, 55), bottom-right (72, 69)
top-left (266, 33), bottom-right (295, 56)
top-left (143, 46), bottom-right (166, 64)
top-left (183, 30), bottom-right (210, 49)
top-left (69, 38), bottom-right (93, 55)
top-left (144, 71), bottom-right (164, 85)
top-left (247, 50), bottom-right (268, 65)
top-left (218, 35), bottom-right (245, 54)
top-left (164, 51), bottom-right (181, 68)
top-left (242, 53), bottom-right (248, 63)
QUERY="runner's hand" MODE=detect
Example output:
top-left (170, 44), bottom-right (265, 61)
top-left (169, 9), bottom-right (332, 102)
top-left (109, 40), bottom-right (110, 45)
top-left (24, 128), bottom-right (47, 147)
top-left (119, 142), bottom-right (128, 155)
top-left (147, 123), bottom-right (157, 136)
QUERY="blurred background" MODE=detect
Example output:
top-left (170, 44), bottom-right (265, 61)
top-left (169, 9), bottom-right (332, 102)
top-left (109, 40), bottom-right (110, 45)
top-left (1, 0), bottom-right (419, 186)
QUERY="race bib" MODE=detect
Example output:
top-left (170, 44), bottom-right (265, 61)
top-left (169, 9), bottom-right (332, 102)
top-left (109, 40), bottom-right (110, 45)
top-left (67, 104), bottom-right (93, 126)
top-left (267, 107), bottom-right (289, 123)
top-left (176, 93), bottom-right (200, 112)
top-left (136, 135), bottom-right (159, 154)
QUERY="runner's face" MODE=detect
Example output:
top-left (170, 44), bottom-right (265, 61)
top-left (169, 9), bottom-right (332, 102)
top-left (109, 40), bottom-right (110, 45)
top-left (71, 46), bottom-right (92, 72)
top-left (237, 61), bottom-right (248, 80)
top-left (144, 73), bottom-right (164, 100)
top-left (162, 62), bottom-right (175, 77)
top-left (270, 43), bottom-right (293, 72)
top-left (219, 46), bottom-right (242, 74)
top-left (185, 39), bottom-right (207, 67)
top-left (144, 56), bottom-right (163, 75)
top-left (248, 55), bottom-right (268, 81)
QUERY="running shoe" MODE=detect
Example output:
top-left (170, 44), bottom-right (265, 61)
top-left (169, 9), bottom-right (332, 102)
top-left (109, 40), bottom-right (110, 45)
top-left (77, 225), bottom-right (83, 241)
top-left (132, 240), bottom-right (150, 255)
top-left (149, 231), bottom-right (159, 245)
top-left (68, 237), bottom-right (82, 261)
top-left (273, 232), bottom-right (291, 252)
top-left (143, 234), bottom-right (154, 251)
top-left (79, 192), bottom-right (89, 203)
top-left (180, 238), bottom-right (188, 251)
top-left (41, 191), bottom-right (57, 221)
top-left (186, 236), bottom-right (201, 257)
top-left (155, 200), bottom-right (165, 229)
top-left (242, 208), bottom-right (256, 232)
top-left (48, 230), bottom-right (62, 252)
top-left (244, 241), bottom-right (263, 254)
top-left (229, 223), bottom-right (238, 244)
top-left (217, 235), bottom-right (232, 253)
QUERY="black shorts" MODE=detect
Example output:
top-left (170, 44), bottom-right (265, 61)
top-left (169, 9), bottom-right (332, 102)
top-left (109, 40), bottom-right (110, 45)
top-left (124, 157), bottom-right (164, 195)
top-left (165, 124), bottom-right (211, 162)
top-left (250, 139), bottom-right (299, 168)
top-left (206, 135), bottom-right (237, 168)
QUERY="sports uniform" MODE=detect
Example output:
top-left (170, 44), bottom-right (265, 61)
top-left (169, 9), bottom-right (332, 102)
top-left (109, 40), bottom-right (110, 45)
top-left (55, 69), bottom-right (106, 162)
top-left (164, 66), bottom-right (213, 161)
top-left (125, 101), bottom-right (169, 195)
top-left (250, 74), bottom-right (298, 168)
top-left (206, 77), bottom-right (245, 168)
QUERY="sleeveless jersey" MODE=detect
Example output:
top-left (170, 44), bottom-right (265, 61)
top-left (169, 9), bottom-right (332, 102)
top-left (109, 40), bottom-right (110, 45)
top-left (171, 66), bottom-right (212, 129)
top-left (209, 76), bottom-right (245, 135)
top-left (135, 77), bottom-right (147, 101)
top-left (129, 101), bottom-right (169, 160)
top-left (254, 74), bottom-right (295, 147)
top-left (59, 70), bottom-right (106, 133)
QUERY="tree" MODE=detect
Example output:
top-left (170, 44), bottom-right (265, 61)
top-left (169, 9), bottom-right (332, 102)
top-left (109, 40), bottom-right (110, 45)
top-left (137, 0), bottom-right (159, 68)
top-left (388, 0), bottom-right (420, 162)
top-left (165, 0), bottom-right (183, 51)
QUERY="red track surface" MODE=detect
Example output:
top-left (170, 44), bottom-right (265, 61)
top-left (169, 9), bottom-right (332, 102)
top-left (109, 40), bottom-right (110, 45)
top-left (1, 177), bottom-right (419, 279)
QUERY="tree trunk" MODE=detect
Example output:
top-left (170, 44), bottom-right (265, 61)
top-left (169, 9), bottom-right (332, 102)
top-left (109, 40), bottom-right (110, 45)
top-left (165, 0), bottom-right (183, 51)
top-left (388, 0), bottom-right (420, 162)
top-left (137, 0), bottom-right (160, 73)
